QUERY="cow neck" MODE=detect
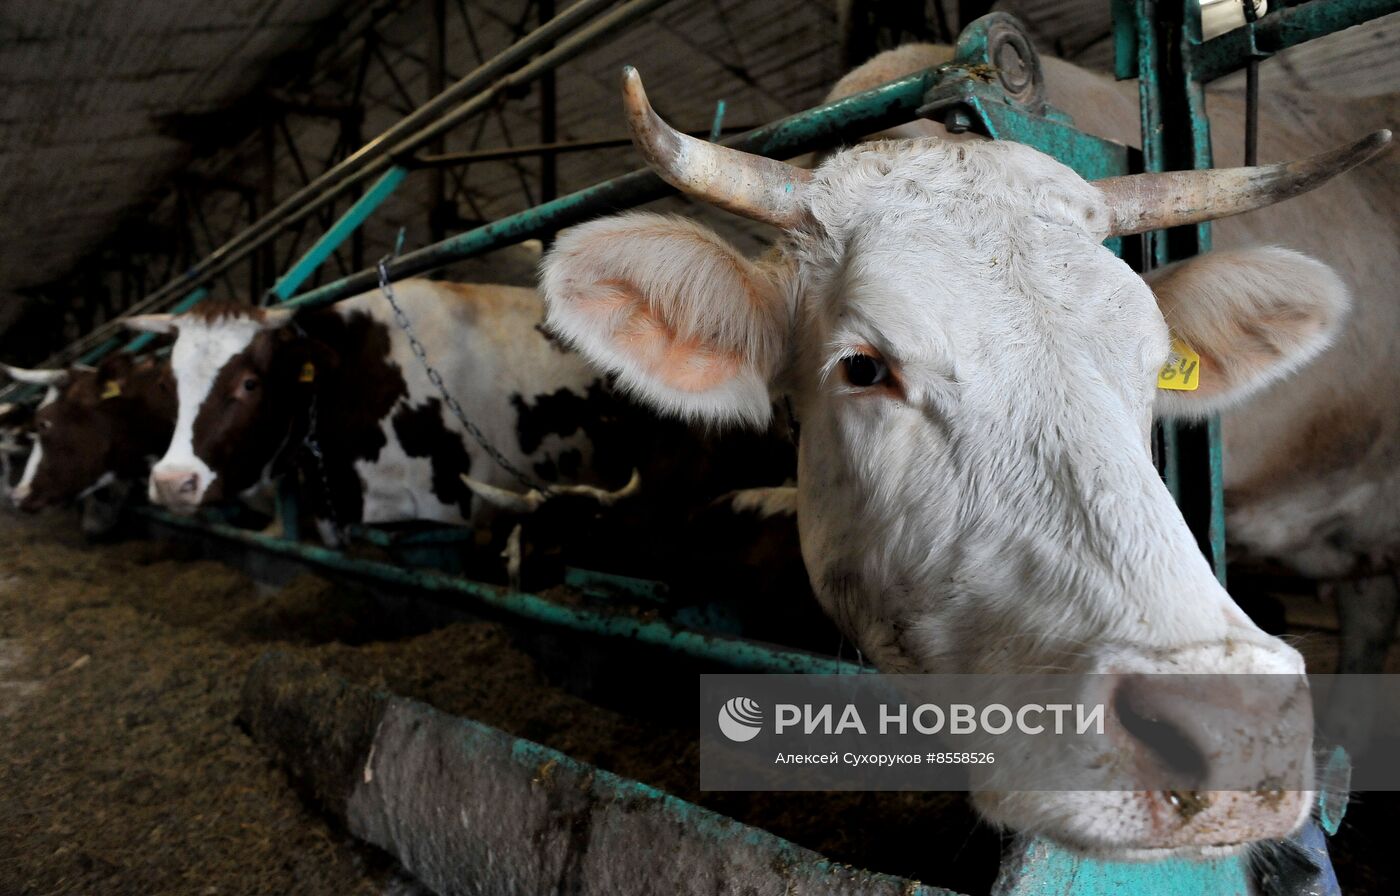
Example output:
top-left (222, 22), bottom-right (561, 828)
top-left (279, 305), bottom-right (411, 527)
top-left (267, 318), bottom-right (327, 481)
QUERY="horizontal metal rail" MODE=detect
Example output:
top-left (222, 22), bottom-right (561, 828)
top-left (1191, 0), bottom-right (1400, 83)
top-left (140, 507), bottom-right (864, 676)
top-left (13, 0), bottom-right (660, 381)
top-left (282, 65), bottom-right (952, 309)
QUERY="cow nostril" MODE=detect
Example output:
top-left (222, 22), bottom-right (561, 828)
top-left (178, 475), bottom-right (198, 495)
top-left (1113, 675), bottom-right (1209, 788)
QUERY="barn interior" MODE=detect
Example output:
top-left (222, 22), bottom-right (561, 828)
top-left (1, 1), bottom-right (1398, 894)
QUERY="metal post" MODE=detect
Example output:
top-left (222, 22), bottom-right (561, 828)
top-left (538, 0), bottom-right (559, 247)
top-left (265, 167), bottom-right (408, 303)
top-left (1134, 0), bottom-right (1226, 584)
top-left (429, 0), bottom-right (449, 245)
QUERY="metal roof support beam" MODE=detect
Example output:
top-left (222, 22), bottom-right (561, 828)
top-left (11, 0), bottom-right (628, 380)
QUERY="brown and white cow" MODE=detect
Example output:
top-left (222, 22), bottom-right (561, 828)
top-left (121, 281), bottom-right (657, 543)
top-left (823, 45), bottom-right (1400, 673)
top-left (2, 354), bottom-right (174, 515)
top-left (539, 67), bottom-right (1388, 856)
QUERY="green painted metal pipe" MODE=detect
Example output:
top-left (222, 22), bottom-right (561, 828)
top-left (1191, 0), bottom-right (1400, 83)
top-left (281, 66), bottom-right (949, 310)
top-left (266, 166), bottom-right (408, 303)
top-left (140, 507), bottom-right (865, 676)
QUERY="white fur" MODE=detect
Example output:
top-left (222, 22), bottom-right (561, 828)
top-left (9, 385), bottom-right (61, 505)
top-left (154, 316), bottom-right (262, 505)
top-left (340, 281), bottom-right (600, 527)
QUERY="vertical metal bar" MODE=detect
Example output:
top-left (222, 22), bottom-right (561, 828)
top-left (266, 167), bottom-right (408, 303)
top-left (709, 99), bottom-right (727, 142)
top-left (277, 481), bottom-right (301, 542)
top-left (430, 0), bottom-right (449, 245)
top-left (260, 120), bottom-right (278, 296)
top-left (1243, 0), bottom-right (1262, 166)
top-left (538, 0), bottom-right (559, 246)
top-left (1136, 0), bottom-right (1225, 584)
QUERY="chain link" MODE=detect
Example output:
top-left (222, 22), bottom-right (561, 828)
top-left (300, 394), bottom-right (344, 542)
top-left (375, 257), bottom-right (550, 496)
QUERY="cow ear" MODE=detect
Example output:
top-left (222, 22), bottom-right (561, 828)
top-left (122, 314), bottom-right (176, 334)
top-left (541, 213), bottom-right (792, 428)
top-left (1151, 247), bottom-right (1349, 418)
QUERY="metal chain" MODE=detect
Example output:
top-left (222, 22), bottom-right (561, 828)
top-left (375, 256), bottom-right (550, 495)
top-left (300, 393), bottom-right (345, 541)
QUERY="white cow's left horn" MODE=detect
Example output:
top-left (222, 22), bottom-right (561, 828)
top-left (1098, 129), bottom-right (1392, 237)
top-left (622, 67), bottom-right (811, 229)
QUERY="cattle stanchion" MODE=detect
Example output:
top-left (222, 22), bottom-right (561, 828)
top-left (139, 506), bottom-right (864, 676)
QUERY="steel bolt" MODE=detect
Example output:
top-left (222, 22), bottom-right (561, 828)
top-left (945, 108), bottom-right (973, 134)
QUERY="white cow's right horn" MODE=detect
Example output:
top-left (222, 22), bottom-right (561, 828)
top-left (622, 67), bottom-right (812, 229)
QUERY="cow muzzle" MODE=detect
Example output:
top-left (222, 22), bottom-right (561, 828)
top-left (150, 467), bottom-right (204, 514)
top-left (975, 639), bottom-right (1314, 855)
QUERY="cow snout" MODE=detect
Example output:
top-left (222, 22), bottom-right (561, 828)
top-left (151, 468), bottom-right (202, 513)
top-left (1094, 649), bottom-right (1313, 849)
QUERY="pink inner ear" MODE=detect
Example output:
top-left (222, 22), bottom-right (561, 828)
top-left (590, 278), bottom-right (742, 393)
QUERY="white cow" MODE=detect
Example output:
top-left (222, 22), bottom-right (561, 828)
top-left (827, 45), bottom-right (1400, 674)
top-left (539, 67), bottom-right (1389, 856)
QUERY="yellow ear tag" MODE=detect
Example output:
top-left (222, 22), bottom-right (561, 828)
top-left (299, 362), bottom-right (316, 383)
top-left (100, 380), bottom-right (122, 400)
top-left (1157, 337), bottom-right (1201, 391)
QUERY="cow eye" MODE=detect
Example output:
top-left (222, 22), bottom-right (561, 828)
top-left (842, 353), bottom-right (889, 388)
top-left (242, 378), bottom-right (259, 392)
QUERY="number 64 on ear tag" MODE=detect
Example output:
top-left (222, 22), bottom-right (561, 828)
top-left (1157, 337), bottom-right (1200, 391)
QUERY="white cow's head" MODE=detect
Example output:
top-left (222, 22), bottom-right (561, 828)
top-left (542, 70), bottom-right (1391, 856)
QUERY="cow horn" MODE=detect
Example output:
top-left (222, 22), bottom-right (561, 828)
top-left (548, 468), bottom-right (642, 507)
top-left (460, 469), bottom-right (642, 515)
top-left (622, 67), bottom-right (811, 228)
top-left (121, 314), bottom-right (176, 334)
top-left (0, 364), bottom-right (69, 386)
top-left (1099, 130), bottom-right (1392, 237)
top-left (260, 308), bottom-right (296, 330)
top-left (460, 474), bottom-right (546, 514)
